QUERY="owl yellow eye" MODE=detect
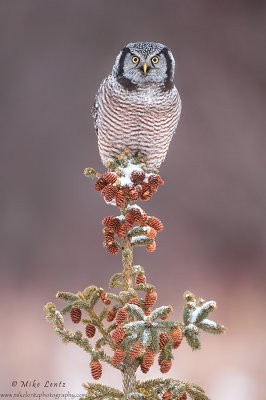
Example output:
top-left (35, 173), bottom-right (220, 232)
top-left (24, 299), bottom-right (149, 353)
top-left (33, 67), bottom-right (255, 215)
top-left (132, 56), bottom-right (139, 64)
top-left (151, 56), bottom-right (159, 64)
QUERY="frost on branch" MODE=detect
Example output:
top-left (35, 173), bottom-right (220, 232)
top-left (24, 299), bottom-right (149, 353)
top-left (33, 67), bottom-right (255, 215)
top-left (44, 150), bottom-right (225, 400)
top-left (182, 291), bottom-right (226, 350)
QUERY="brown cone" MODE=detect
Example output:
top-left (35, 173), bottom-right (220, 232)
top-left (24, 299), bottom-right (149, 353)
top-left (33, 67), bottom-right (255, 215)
top-left (146, 241), bottom-right (156, 252)
top-left (145, 290), bottom-right (158, 308)
top-left (116, 189), bottom-right (125, 207)
top-left (85, 323), bottom-right (96, 338)
top-left (179, 394), bottom-right (187, 400)
top-left (107, 242), bottom-right (119, 255)
top-left (128, 297), bottom-right (141, 307)
top-left (115, 308), bottom-right (128, 324)
top-left (100, 292), bottom-right (111, 305)
top-left (146, 227), bottom-right (157, 239)
top-left (130, 342), bottom-right (142, 358)
top-left (140, 362), bottom-right (150, 374)
top-left (102, 216), bottom-right (114, 227)
top-left (106, 308), bottom-right (116, 322)
top-left (70, 307), bottom-right (81, 324)
top-left (111, 326), bottom-right (125, 346)
top-left (136, 274), bottom-right (146, 284)
top-left (160, 360), bottom-right (172, 373)
top-left (104, 184), bottom-right (118, 202)
top-left (129, 188), bottom-right (139, 201)
top-left (131, 170), bottom-right (145, 183)
top-left (170, 327), bottom-right (183, 347)
top-left (103, 172), bottom-right (118, 184)
top-left (162, 392), bottom-right (172, 400)
top-left (117, 223), bottom-right (126, 239)
top-left (90, 361), bottom-right (102, 380)
top-left (108, 218), bottom-right (121, 233)
top-left (159, 333), bottom-right (169, 349)
top-left (112, 347), bottom-right (126, 365)
top-left (142, 348), bottom-right (156, 369)
top-left (104, 230), bottom-right (115, 245)
top-left (95, 177), bottom-right (107, 191)
top-left (130, 208), bottom-right (143, 223)
top-left (125, 213), bottom-right (134, 231)
top-left (149, 216), bottom-right (164, 232)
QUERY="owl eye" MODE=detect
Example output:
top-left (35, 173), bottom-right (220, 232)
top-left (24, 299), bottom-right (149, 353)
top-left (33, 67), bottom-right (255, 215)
top-left (151, 56), bottom-right (159, 64)
top-left (132, 56), bottom-right (140, 64)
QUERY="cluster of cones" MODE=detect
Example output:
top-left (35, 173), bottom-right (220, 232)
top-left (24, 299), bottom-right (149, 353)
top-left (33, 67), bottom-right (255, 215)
top-left (102, 207), bottom-right (163, 255)
top-left (69, 272), bottom-right (183, 383)
top-left (95, 170), bottom-right (164, 205)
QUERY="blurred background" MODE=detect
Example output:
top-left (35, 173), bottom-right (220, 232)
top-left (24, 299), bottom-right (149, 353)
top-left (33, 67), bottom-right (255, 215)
top-left (0, 1), bottom-right (265, 399)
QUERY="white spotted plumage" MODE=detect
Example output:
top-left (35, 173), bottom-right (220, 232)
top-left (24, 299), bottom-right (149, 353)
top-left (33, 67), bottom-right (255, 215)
top-left (92, 42), bottom-right (181, 169)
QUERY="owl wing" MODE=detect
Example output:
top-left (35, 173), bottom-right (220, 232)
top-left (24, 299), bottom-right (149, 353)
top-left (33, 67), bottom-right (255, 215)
top-left (91, 76), bottom-right (109, 136)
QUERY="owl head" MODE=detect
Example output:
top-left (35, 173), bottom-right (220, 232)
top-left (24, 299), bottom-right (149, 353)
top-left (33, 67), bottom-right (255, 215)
top-left (112, 42), bottom-right (175, 89)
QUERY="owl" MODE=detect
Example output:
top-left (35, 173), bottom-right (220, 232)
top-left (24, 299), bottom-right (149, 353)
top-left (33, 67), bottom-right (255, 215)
top-left (92, 42), bottom-right (181, 169)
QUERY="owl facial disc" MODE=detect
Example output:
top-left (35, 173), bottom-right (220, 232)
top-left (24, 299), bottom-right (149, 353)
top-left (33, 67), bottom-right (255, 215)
top-left (112, 42), bottom-right (175, 88)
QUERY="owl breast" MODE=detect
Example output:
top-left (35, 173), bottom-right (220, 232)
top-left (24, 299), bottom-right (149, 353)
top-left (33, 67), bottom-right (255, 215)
top-left (94, 75), bottom-right (181, 169)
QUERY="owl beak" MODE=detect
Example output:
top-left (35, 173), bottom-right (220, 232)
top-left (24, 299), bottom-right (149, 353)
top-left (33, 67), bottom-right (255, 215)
top-left (143, 63), bottom-right (148, 74)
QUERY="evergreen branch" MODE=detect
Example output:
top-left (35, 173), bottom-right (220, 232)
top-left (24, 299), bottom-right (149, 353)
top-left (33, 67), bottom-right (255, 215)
top-left (198, 319), bottom-right (226, 335)
top-left (56, 291), bottom-right (79, 302)
top-left (131, 265), bottom-right (145, 276)
top-left (190, 301), bottom-right (217, 324)
top-left (99, 307), bottom-right (108, 322)
top-left (186, 383), bottom-right (210, 400)
top-left (126, 303), bottom-right (145, 320)
top-left (109, 272), bottom-right (123, 288)
top-left (150, 305), bottom-right (173, 322)
top-left (134, 283), bottom-right (156, 292)
top-left (82, 383), bottom-right (123, 399)
top-left (60, 304), bottom-right (73, 315)
top-left (83, 167), bottom-right (101, 179)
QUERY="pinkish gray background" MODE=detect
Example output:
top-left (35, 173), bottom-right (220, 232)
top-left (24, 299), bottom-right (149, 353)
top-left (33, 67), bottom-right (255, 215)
top-left (0, 1), bottom-right (265, 399)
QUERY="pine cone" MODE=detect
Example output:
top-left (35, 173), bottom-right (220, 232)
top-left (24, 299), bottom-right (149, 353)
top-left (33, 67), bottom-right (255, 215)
top-left (148, 175), bottom-right (160, 192)
top-left (116, 308), bottom-right (128, 324)
top-left (100, 292), bottom-right (111, 305)
top-left (170, 327), bottom-right (183, 348)
top-left (129, 188), bottom-right (139, 201)
top-left (103, 172), bottom-right (118, 184)
top-left (136, 274), bottom-right (146, 284)
top-left (95, 177), bottom-right (107, 191)
top-left (104, 184), bottom-right (118, 202)
top-left (104, 230), bottom-right (115, 245)
top-left (128, 297), bottom-right (141, 307)
top-left (117, 223), bottom-right (126, 239)
top-left (116, 189), bottom-right (125, 207)
top-left (145, 290), bottom-right (158, 308)
top-left (107, 242), bottom-right (119, 255)
top-left (112, 347), bottom-right (126, 365)
top-left (149, 216), bottom-right (164, 232)
top-left (130, 342), bottom-right (142, 358)
top-left (144, 307), bottom-right (152, 316)
top-left (102, 216), bottom-right (114, 227)
top-left (146, 227), bottom-right (157, 239)
top-left (146, 241), bottom-right (156, 252)
top-left (70, 307), bottom-right (81, 324)
top-left (162, 392), bottom-right (172, 400)
top-left (130, 207), bottom-right (143, 223)
top-left (140, 185), bottom-right (153, 201)
top-left (131, 170), bottom-right (145, 183)
top-left (111, 326), bottom-right (125, 346)
top-left (125, 213), bottom-right (134, 231)
top-left (179, 394), bottom-right (187, 400)
top-left (106, 308), bottom-right (116, 322)
top-left (161, 314), bottom-right (169, 320)
top-left (160, 360), bottom-right (172, 373)
top-left (90, 360), bottom-right (102, 380)
top-left (140, 362), bottom-right (150, 374)
top-left (108, 218), bottom-right (121, 233)
top-left (159, 333), bottom-right (169, 350)
top-left (142, 348), bottom-right (156, 368)
top-left (85, 323), bottom-right (96, 338)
